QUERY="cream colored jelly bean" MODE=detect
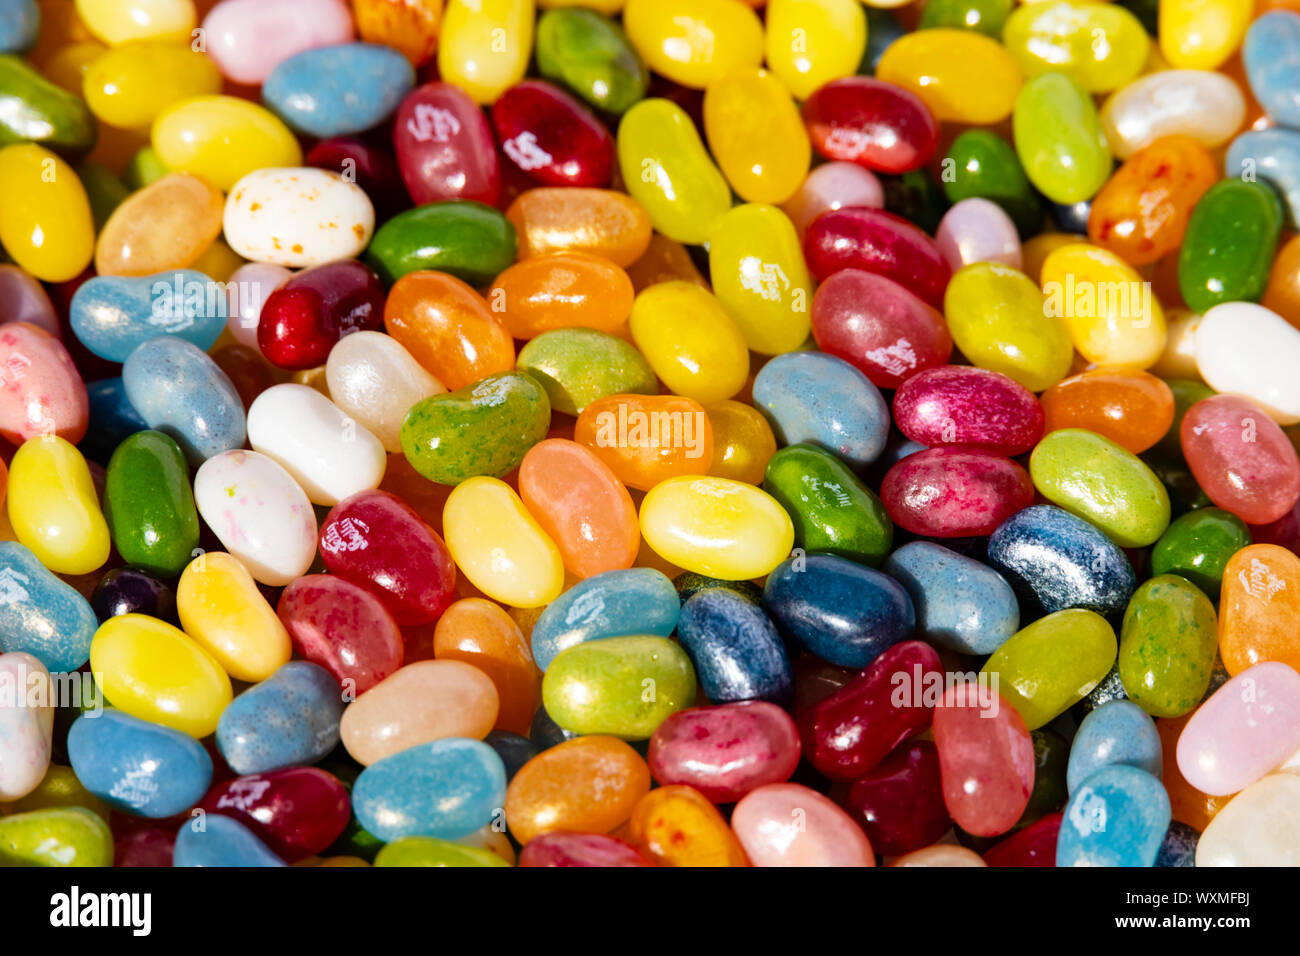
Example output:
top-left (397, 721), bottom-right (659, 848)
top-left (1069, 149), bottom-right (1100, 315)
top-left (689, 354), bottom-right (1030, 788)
top-left (325, 331), bottom-right (445, 453)
top-left (223, 167), bottom-right (377, 268)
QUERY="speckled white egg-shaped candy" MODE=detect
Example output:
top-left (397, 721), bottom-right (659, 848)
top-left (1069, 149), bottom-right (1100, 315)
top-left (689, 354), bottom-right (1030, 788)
top-left (0, 652), bottom-right (54, 801)
top-left (1196, 303), bottom-right (1300, 425)
top-left (223, 167), bottom-right (375, 268)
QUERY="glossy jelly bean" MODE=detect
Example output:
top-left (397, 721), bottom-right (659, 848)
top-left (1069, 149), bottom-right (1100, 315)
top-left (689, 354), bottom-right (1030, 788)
top-left (492, 253), bottom-right (634, 341)
top-left (1181, 394), bottom-right (1300, 523)
top-left (217, 662), bottom-right (344, 775)
top-left (493, 80), bottom-right (614, 188)
top-left (892, 366), bottom-right (1043, 457)
top-left (325, 331), bottom-right (443, 453)
top-left (943, 130), bottom-right (1042, 239)
top-left (701, 68), bottom-right (807, 205)
top-left (175, 551), bottom-right (291, 684)
top-left (647, 702), bottom-right (800, 803)
top-left (626, 785), bottom-right (749, 867)
top-left (530, 569), bottom-right (677, 671)
top-left (0, 652), bottom-right (51, 801)
top-left (0, 542), bottom-right (98, 672)
top-left (75, 0), bottom-right (194, 43)
top-left (845, 740), bottom-right (949, 856)
top-left (573, 394), bottom-right (712, 490)
top-left (677, 589), bottom-right (791, 706)
top-left (1178, 180), bottom-right (1282, 313)
top-left (367, 200), bottom-right (517, 286)
top-left (1056, 764), bottom-right (1170, 866)
top-left (199, 767), bottom-right (349, 862)
top-left (1117, 574), bottom-right (1217, 717)
top-left (443, 477), bottom-right (565, 608)
top-left (0, 323), bottom-right (88, 445)
top-left (1150, 508), bottom-right (1250, 601)
top-left (875, 29), bottom-right (1021, 125)
top-left (1101, 70), bottom-right (1245, 160)
top-left (623, 0), bottom-right (761, 89)
top-left (1158, 0), bottom-right (1250, 69)
top-left (804, 207), bottom-right (950, 309)
top-left (802, 77), bottom-right (937, 176)
top-left (1196, 303), bottom-right (1300, 425)
top-left (351, 0), bottom-right (441, 65)
top-left (484, 730), bottom-right (541, 781)
top-left (0, 807), bottom-right (113, 867)
top-left (884, 542), bottom-right (1019, 656)
top-left (1013, 73), bottom-right (1111, 205)
top-left (278, 576), bottom-right (403, 696)
top-left (7, 436), bottom-right (108, 576)
top-left (0, 55), bottom-right (95, 154)
top-left (193, 450), bottom-right (317, 587)
top-left (517, 329), bottom-right (656, 416)
top-left (262, 43), bottom-right (413, 139)
top-left (93, 174), bottom-right (223, 279)
top-left (1041, 244), bottom-right (1166, 368)
top-left (1040, 370), bottom-right (1173, 455)
top-left (435, 601), bottom-right (539, 735)
top-left (374, 835), bottom-right (509, 867)
top-left (224, 167), bottom-right (375, 270)
top-left (763, 554), bottom-right (916, 669)
top-left (0, 145), bottom-right (94, 282)
top-left (1196, 772), bottom-right (1300, 866)
top-left (393, 82), bottom-right (500, 207)
top-left (535, 7), bottom-right (646, 115)
top-left (1218, 544), bottom-right (1300, 676)
top-left (764, 0), bottom-right (866, 101)
top-left (1003, 1), bottom-right (1148, 92)
top-left (102, 431), bottom-right (198, 578)
top-left (223, 262), bottom-right (291, 349)
top-left (882, 447), bottom-right (1035, 539)
top-left (201, 0), bottom-right (354, 85)
top-left (507, 188), bottom-right (651, 267)
top-left (1243, 10), bottom-right (1300, 128)
top-left (1066, 700), bottom-right (1162, 794)
top-left (706, 400), bottom-right (778, 486)
top-left (437, 0), bottom-right (533, 104)
top-left (934, 198), bottom-right (1022, 272)
top-left (82, 41), bottom-right (220, 129)
top-left (625, 285), bottom-right (745, 404)
top-left (71, 270), bottom-right (227, 362)
top-left (151, 96), bottom-right (302, 192)
top-left (173, 815), bottom-right (285, 867)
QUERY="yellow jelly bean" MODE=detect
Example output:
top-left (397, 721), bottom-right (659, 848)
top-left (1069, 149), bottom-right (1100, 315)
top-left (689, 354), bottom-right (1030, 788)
top-left (83, 41), bottom-right (222, 129)
top-left (944, 262), bottom-right (1075, 392)
top-left (1002, 1), bottom-right (1149, 93)
top-left (7, 437), bottom-right (110, 577)
top-left (875, 29), bottom-right (1023, 125)
top-left (438, 0), bottom-right (534, 105)
top-left (94, 172), bottom-right (224, 277)
top-left (151, 95), bottom-right (302, 192)
top-left (708, 203), bottom-right (813, 355)
top-left (1021, 232), bottom-right (1085, 283)
top-left (443, 477), bottom-right (565, 608)
top-left (764, 0), bottom-right (867, 101)
top-left (89, 614), bottom-right (232, 738)
top-left (703, 67), bottom-right (810, 205)
top-left (623, 0), bottom-right (763, 89)
top-left (707, 400), bottom-right (778, 485)
top-left (0, 145), bottom-right (94, 283)
top-left (1040, 242), bottom-right (1167, 368)
top-left (629, 281), bottom-right (750, 404)
top-left (618, 98), bottom-right (732, 246)
top-left (176, 552), bottom-right (293, 683)
top-left (1158, 0), bottom-right (1251, 70)
top-left (74, 0), bottom-right (196, 45)
top-left (639, 475), bottom-right (795, 580)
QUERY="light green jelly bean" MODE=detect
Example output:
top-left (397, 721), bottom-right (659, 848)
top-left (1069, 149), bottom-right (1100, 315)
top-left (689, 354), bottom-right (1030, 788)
top-left (0, 807), bottom-right (114, 866)
top-left (516, 328), bottom-right (657, 415)
top-left (374, 836), bottom-right (510, 868)
top-left (1012, 72), bottom-right (1112, 204)
top-left (1118, 574), bottom-right (1217, 719)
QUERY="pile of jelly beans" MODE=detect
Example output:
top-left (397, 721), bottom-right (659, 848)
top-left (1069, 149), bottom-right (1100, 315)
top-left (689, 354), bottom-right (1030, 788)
top-left (4, 0), bottom-right (1300, 869)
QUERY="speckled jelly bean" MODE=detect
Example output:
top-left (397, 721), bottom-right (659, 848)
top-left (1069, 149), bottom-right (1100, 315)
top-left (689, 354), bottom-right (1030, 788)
top-left (647, 702), bottom-right (800, 803)
top-left (530, 568), bottom-right (678, 672)
top-left (892, 366), bottom-right (1042, 457)
top-left (677, 589), bottom-right (791, 706)
top-left (517, 329), bottom-right (656, 416)
top-left (1149, 508), bottom-right (1250, 601)
top-left (882, 447), bottom-right (1035, 539)
top-left (70, 271), bottom-right (226, 362)
top-left (216, 661), bottom-right (344, 775)
top-left (625, 784), bottom-right (749, 867)
top-left (884, 542), bottom-right (1019, 656)
top-left (1243, 10), bottom-right (1300, 129)
top-left (0, 544), bottom-right (94, 672)
top-left (1117, 574), bottom-right (1217, 718)
top-left (1057, 765), bottom-right (1170, 866)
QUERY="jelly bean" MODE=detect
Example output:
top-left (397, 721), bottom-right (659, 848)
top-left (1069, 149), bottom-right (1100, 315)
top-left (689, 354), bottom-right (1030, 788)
top-left (0, 807), bottom-right (113, 867)
top-left (574, 394), bottom-right (712, 490)
top-left (0, 265), bottom-right (59, 336)
top-left (732, 782), bottom-right (874, 867)
top-left (71, 270), bottom-right (228, 362)
top-left (626, 785), bottom-right (749, 867)
top-left (1117, 574), bottom-right (1217, 717)
top-left (875, 29), bottom-right (1022, 125)
top-left (102, 430), bottom-right (198, 578)
top-left (535, 7), bottom-right (647, 115)
top-left (306, 136), bottom-right (407, 220)
top-left (623, 0), bottom-right (761, 89)
top-left (262, 43), bottom-right (413, 139)
top-left (392, 82), bottom-right (500, 207)
top-left (1013, 73), bottom-right (1111, 205)
top-left (1243, 11), bottom-right (1300, 129)
top-left (325, 331), bottom-right (443, 454)
top-left (75, 0), bottom-right (194, 44)
top-left (263, 262), bottom-right (387, 371)
top-left (504, 735), bottom-right (649, 844)
top-left (1155, 819), bottom-right (1200, 868)
top-left (706, 401), bottom-right (777, 486)
top-left (437, 0), bottom-right (533, 105)
top-left (917, 0), bottom-right (1006, 35)
top-left (934, 198), bottom-right (1022, 272)
top-left (892, 366), bottom-right (1043, 456)
top-left (1040, 369), bottom-right (1174, 456)
top-left (492, 253), bottom-right (633, 341)
top-left (1218, 544), bottom-right (1300, 676)
top-left (8, 436), bottom-right (108, 576)
top-left (647, 702), bottom-right (800, 803)
top-left (5, 763), bottom-right (110, 821)
top-left (83, 40), bottom-right (220, 130)
top-left (0, 0), bottom-right (38, 52)
top-left (493, 80), bottom-right (614, 188)
top-left (122, 337), bottom-right (246, 465)
top-left (1178, 180), bottom-right (1282, 313)
top-left (278, 575), bottom-right (403, 695)
top-left (1056, 764), bottom-right (1169, 866)
top-left (1149, 507), bottom-right (1250, 601)
top-left (194, 450), bottom-right (317, 586)
top-left (1264, 235), bottom-right (1300, 327)
top-left (152, 96), bottom-right (302, 192)
top-left (352, 0), bottom-right (441, 65)
top-left (983, 609), bottom-right (1118, 729)
top-left (1101, 70), bottom-right (1245, 160)
top-left (199, 767), bottom-right (349, 862)
top-left (884, 541), bottom-right (1020, 655)
top-left (625, 283), bottom-right (746, 404)
top-left (93, 174), bottom-right (224, 279)
top-left (0, 145), bottom-right (94, 282)
top-left (845, 740), bottom-right (949, 856)
top-left (368, 200), bottom-right (517, 287)
top-left (677, 589), bottom-right (791, 705)
top-left (0, 323), bottom-right (88, 446)
top-left (0, 54), bottom-right (95, 155)
top-left (700, 68), bottom-right (807, 206)
top-left (1003, 1), bottom-right (1148, 92)
top-left (201, 0), bottom-right (354, 85)
top-left (1158, 0), bottom-right (1250, 69)
top-left (174, 551), bottom-right (289, 684)
top-left (1181, 394), bottom-right (1300, 523)
top-left (173, 814), bottom-right (285, 867)
top-left (530, 568), bottom-right (677, 671)
top-left (894, 845), bottom-right (988, 867)
top-left (804, 207), bottom-right (951, 309)
top-left (434, 601), bottom-right (539, 735)
top-left (0, 652), bottom-right (51, 800)
top-left (507, 187), bottom-right (651, 266)
top-left (882, 447), bottom-right (1036, 538)
top-left (443, 477), bottom-right (565, 607)
top-left (782, 162), bottom-right (885, 237)
top-left (1196, 772), bottom-right (1300, 866)
top-left (763, 554), bottom-right (916, 669)
top-left (374, 835), bottom-right (510, 867)
top-left (0, 543), bottom-right (94, 671)
top-left (517, 329), bottom-right (656, 416)
top-left (1196, 303), bottom-right (1300, 425)
top-left (217, 662), bottom-right (344, 774)
top-left (1066, 700), bottom-right (1162, 794)
top-left (67, 709), bottom-right (211, 818)
top-left (618, 98), bottom-right (731, 245)
top-left (802, 77), bottom-right (937, 177)
top-left (764, 0), bottom-right (866, 101)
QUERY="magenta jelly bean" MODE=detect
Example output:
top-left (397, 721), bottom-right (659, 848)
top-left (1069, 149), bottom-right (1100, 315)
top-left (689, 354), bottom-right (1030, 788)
top-left (803, 207), bottom-right (951, 308)
top-left (845, 740), bottom-right (950, 856)
top-left (519, 831), bottom-right (652, 867)
top-left (892, 366), bottom-right (1045, 456)
top-left (802, 77), bottom-right (938, 175)
top-left (198, 766), bottom-right (351, 862)
top-left (277, 574), bottom-right (405, 695)
top-left (492, 80), bottom-right (616, 188)
top-left (881, 447), bottom-right (1035, 538)
top-left (258, 260), bottom-right (386, 370)
top-left (935, 197), bottom-right (1023, 271)
top-left (393, 82), bottom-right (502, 207)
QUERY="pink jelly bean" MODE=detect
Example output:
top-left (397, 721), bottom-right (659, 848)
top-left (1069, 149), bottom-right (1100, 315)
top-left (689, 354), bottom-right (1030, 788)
top-left (802, 77), bottom-right (938, 175)
top-left (225, 262), bottom-right (293, 349)
top-left (1176, 661), bottom-right (1300, 796)
top-left (809, 269), bottom-right (952, 389)
top-left (202, 0), bottom-right (355, 85)
top-left (518, 831), bottom-right (653, 867)
top-left (277, 574), bottom-right (405, 695)
top-left (0, 264), bottom-right (60, 337)
top-left (880, 446), bottom-right (1035, 537)
top-left (932, 682), bottom-right (1034, 838)
top-left (393, 82), bottom-right (502, 207)
top-left (647, 701), bottom-right (801, 803)
top-left (731, 783), bottom-right (875, 867)
top-left (782, 162), bottom-right (884, 236)
top-left (491, 80), bottom-right (615, 188)
top-left (803, 207), bottom-right (951, 308)
top-left (934, 197), bottom-right (1023, 271)
top-left (1181, 394), bottom-right (1300, 525)
top-left (892, 366), bottom-right (1045, 456)
top-left (0, 322), bottom-right (89, 445)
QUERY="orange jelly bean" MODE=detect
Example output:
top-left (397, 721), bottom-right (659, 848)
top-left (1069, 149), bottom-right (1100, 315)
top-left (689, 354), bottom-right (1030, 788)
top-left (1263, 234), bottom-right (1300, 329)
top-left (353, 0), bottom-right (443, 66)
top-left (506, 188), bottom-right (653, 267)
top-left (626, 232), bottom-right (708, 293)
top-left (1086, 136), bottom-right (1218, 267)
top-left (574, 394), bottom-right (714, 491)
top-left (706, 399), bottom-right (777, 485)
top-left (1218, 544), bottom-right (1300, 676)
top-left (1157, 714), bottom-right (1230, 831)
top-left (95, 172), bottom-right (225, 277)
top-left (384, 271), bottom-right (515, 391)
top-left (625, 785), bottom-right (750, 867)
top-left (432, 597), bottom-right (540, 735)
top-left (1040, 369), bottom-right (1175, 454)
top-left (505, 735), bottom-right (651, 845)
top-left (489, 252), bottom-right (634, 339)
top-left (518, 438), bottom-right (640, 579)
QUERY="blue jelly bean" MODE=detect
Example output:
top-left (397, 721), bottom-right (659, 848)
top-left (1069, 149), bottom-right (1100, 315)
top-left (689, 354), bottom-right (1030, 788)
top-left (987, 505), bottom-right (1136, 620)
top-left (122, 337), bottom-right (245, 466)
top-left (883, 541), bottom-right (1019, 655)
top-left (1155, 820), bottom-right (1199, 868)
top-left (81, 377), bottom-right (148, 465)
top-left (1227, 128), bottom-right (1300, 226)
top-left (173, 815), bottom-right (286, 867)
top-left (530, 568), bottom-right (679, 671)
top-left (0, 0), bottom-right (38, 53)
top-left (529, 704), bottom-right (579, 749)
top-left (0, 541), bottom-right (97, 672)
top-left (483, 730), bottom-right (539, 782)
top-left (69, 271), bottom-right (227, 362)
top-left (1243, 11), bottom-right (1300, 130)
top-left (262, 43), bottom-right (415, 138)
top-left (67, 709), bottom-right (212, 818)
top-left (352, 738), bottom-right (506, 843)
top-left (677, 588), bottom-right (793, 705)
top-left (1066, 700), bottom-right (1162, 794)
top-left (752, 352), bottom-right (889, 471)
top-left (762, 552), bottom-right (915, 668)
top-left (1056, 764), bottom-right (1170, 867)
top-left (216, 661), bottom-right (344, 775)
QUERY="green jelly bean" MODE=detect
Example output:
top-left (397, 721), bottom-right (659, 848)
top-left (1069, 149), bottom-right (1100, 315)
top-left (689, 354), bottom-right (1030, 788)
top-left (919, 0), bottom-right (1013, 37)
top-left (981, 608), bottom-right (1117, 729)
top-left (516, 328), bottom-right (656, 415)
top-left (374, 836), bottom-right (510, 867)
top-left (77, 162), bottom-right (130, 231)
top-left (0, 807), bottom-right (114, 867)
top-left (1012, 72), bottom-right (1111, 205)
top-left (1118, 574), bottom-right (1218, 718)
top-left (762, 443), bottom-right (893, 568)
top-left (542, 635), bottom-right (696, 740)
top-left (1178, 180), bottom-right (1284, 314)
top-left (883, 169), bottom-right (950, 235)
top-left (0, 55), bottom-right (96, 155)
top-left (536, 8), bottom-right (648, 115)
top-left (367, 201), bottom-right (517, 286)
top-left (1156, 379), bottom-right (1215, 460)
top-left (104, 430), bottom-right (201, 578)
top-left (123, 146), bottom-right (170, 190)
top-left (1030, 428), bottom-right (1170, 547)
top-left (942, 130), bottom-right (1043, 238)
top-left (1150, 507), bottom-right (1251, 600)
top-left (401, 371), bottom-right (550, 485)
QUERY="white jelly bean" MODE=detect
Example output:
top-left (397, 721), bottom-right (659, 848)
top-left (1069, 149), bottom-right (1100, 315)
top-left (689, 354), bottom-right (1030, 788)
top-left (0, 652), bottom-right (54, 801)
top-left (223, 167), bottom-right (375, 268)
top-left (325, 331), bottom-right (445, 453)
top-left (1196, 302), bottom-right (1300, 425)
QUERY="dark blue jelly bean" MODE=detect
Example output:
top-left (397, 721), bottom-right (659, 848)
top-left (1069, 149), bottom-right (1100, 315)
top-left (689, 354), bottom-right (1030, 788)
top-left (677, 589), bottom-right (793, 706)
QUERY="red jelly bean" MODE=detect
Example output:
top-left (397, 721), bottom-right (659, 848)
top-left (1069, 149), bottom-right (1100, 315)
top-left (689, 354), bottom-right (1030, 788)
top-left (982, 811), bottom-right (1063, 867)
top-left (319, 489), bottom-right (457, 626)
top-left (798, 640), bottom-right (943, 782)
top-left (1250, 499), bottom-right (1300, 557)
top-left (199, 767), bottom-right (351, 862)
top-left (307, 136), bottom-right (410, 221)
top-left (518, 831), bottom-right (653, 867)
top-left (114, 825), bottom-right (176, 868)
top-left (844, 740), bottom-right (951, 856)
top-left (803, 207), bottom-right (951, 308)
top-left (880, 446), bottom-right (1035, 538)
top-left (492, 80), bottom-right (616, 188)
top-left (802, 77), bottom-right (938, 175)
top-left (892, 366), bottom-right (1045, 457)
top-left (393, 82), bottom-right (501, 207)
top-left (277, 574), bottom-right (404, 695)
top-left (809, 269), bottom-right (952, 389)
top-left (258, 260), bottom-right (385, 370)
